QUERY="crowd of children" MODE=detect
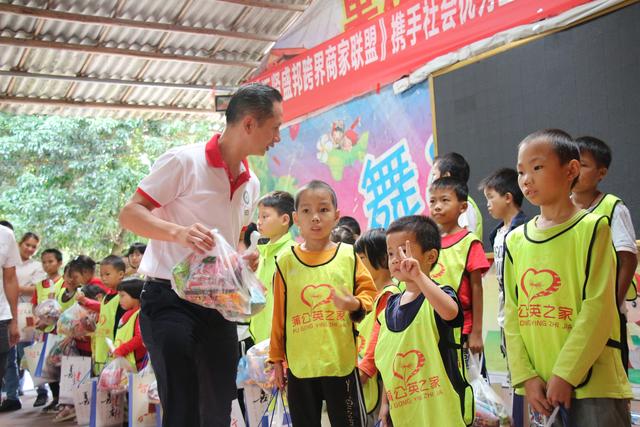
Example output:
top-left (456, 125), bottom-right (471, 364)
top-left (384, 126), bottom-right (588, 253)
top-left (0, 242), bottom-right (148, 423)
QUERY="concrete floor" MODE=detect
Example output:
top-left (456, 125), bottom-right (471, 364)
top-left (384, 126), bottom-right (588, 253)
top-left (0, 390), bottom-right (76, 427)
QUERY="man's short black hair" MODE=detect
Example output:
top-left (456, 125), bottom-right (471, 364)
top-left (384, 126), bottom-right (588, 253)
top-left (430, 177), bottom-right (469, 202)
top-left (225, 83), bottom-right (283, 125)
top-left (330, 225), bottom-right (356, 245)
top-left (295, 180), bottom-right (338, 210)
top-left (337, 216), bottom-right (361, 236)
top-left (575, 136), bottom-right (612, 169)
top-left (100, 255), bottom-right (126, 273)
top-left (387, 215), bottom-right (441, 254)
top-left (117, 279), bottom-right (144, 300)
top-left (434, 152), bottom-right (470, 183)
top-left (354, 228), bottom-right (388, 270)
top-left (258, 191), bottom-right (295, 226)
top-left (41, 248), bottom-right (63, 263)
top-left (0, 220), bottom-right (13, 230)
top-left (68, 255), bottom-right (96, 275)
top-left (126, 242), bottom-right (147, 257)
top-left (479, 168), bottom-right (524, 207)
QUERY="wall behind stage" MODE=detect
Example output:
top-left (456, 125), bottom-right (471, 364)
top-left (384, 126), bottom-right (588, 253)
top-left (433, 2), bottom-right (640, 245)
top-left (250, 81), bottom-right (434, 230)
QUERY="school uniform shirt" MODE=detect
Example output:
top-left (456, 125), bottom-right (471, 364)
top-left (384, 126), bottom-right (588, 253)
top-left (269, 243), bottom-right (377, 372)
top-left (504, 210), bottom-right (632, 399)
top-left (113, 308), bottom-right (146, 371)
top-left (438, 229), bottom-right (490, 334)
top-left (136, 134), bottom-right (260, 280)
top-left (0, 226), bottom-right (20, 321)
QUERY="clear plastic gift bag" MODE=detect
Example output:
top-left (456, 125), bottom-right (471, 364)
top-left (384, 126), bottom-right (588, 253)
top-left (237, 339), bottom-right (273, 390)
top-left (171, 229), bottom-right (266, 322)
top-left (46, 336), bottom-right (79, 369)
top-left (98, 356), bottom-right (134, 394)
top-left (469, 355), bottom-right (511, 427)
top-left (56, 302), bottom-right (97, 338)
top-left (34, 298), bottom-right (62, 327)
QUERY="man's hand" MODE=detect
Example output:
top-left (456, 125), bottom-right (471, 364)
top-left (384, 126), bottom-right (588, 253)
top-left (546, 375), bottom-right (573, 410)
top-left (332, 287), bottom-right (360, 312)
top-left (242, 251), bottom-right (259, 272)
top-left (467, 330), bottom-right (484, 354)
top-left (8, 319), bottom-right (19, 347)
top-left (273, 361), bottom-right (286, 390)
top-left (524, 376), bottom-right (553, 416)
top-left (175, 224), bottom-right (215, 253)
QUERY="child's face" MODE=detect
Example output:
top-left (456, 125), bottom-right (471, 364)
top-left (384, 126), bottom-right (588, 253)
top-left (293, 189), bottom-right (339, 241)
top-left (257, 205), bottom-right (289, 240)
top-left (128, 251), bottom-right (143, 270)
top-left (41, 253), bottom-right (62, 276)
top-left (428, 187), bottom-right (467, 227)
top-left (69, 271), bottom-right (85, 288)
top-left (100, 264), bottom-right (125, 290)
top-left (517, 139), bottom-right (580, 207)
top-left (386, 231), bottom-right (433, 280)
top-left (356, 251), bottom-right (377, 278)
top-left (573, 150), bottom-right (607, 193)
top-left (118, 291), bottom-right (138, 311)
top-left (431, 161), bottom-right (443, 180)
top-left (483, 188), bottom-right (511, 220)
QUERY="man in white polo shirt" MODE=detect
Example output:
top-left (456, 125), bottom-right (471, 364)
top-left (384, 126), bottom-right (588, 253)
top-left (0, 222), bottom-right (20, 393)
top-left (119, 84), bottom-right (282, 427)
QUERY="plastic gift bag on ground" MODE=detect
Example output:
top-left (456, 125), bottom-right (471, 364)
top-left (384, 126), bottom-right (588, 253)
top-left (246, 339), bottom-right (273, 389)
top-left (57, 302), bottom-right (97, 338)
top-left (46, 336), bottom-right (79, 368)
top-left (260, 388), bottom-right (292, 427)
top-left (34, 298), bottom-right (62, 327)
top-left (171, 229), bottom-right (266, 322)
top-left (98, 356), bottom-right (134, 394)
top-left (469, 355), bottom-right (511, 427)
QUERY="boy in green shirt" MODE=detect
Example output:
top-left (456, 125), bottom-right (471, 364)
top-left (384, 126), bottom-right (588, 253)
top-left (249, 191), bottom-right (295, 343)
top-left (505, 129), bottom-right (631, 425)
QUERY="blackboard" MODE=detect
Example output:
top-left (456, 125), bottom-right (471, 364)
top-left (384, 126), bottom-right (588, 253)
top-left (433, 2), bottom-right (640, 248)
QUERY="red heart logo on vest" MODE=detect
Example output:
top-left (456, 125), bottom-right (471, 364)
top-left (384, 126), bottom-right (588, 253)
top-left (431, 262), bottom-right (445, 279)
top-left (392, 350), bottom-right (425, 383)
top-left (520, 268), bottom-right (561, 303)
top-left (301, 284), bottom-right (333, 310)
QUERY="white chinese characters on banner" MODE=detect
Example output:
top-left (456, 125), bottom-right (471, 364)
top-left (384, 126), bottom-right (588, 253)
top-left (358, 139), bottom-right (426, 229)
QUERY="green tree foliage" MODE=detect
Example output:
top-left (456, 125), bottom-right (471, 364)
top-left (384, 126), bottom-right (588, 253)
top-left (0, 113), bottom-right (217, 259)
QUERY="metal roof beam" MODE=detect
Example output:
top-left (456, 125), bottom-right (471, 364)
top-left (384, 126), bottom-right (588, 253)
top-left (216, 0), bottom-right (307, 12)
top-left (0, 3), bottom-right (279, 42)
top-left (0, 70), bottom-right (237, 92)
top-left (0, 96), bottom-right (216, 115)
top-left (0, 37), bottom-right (261, 68)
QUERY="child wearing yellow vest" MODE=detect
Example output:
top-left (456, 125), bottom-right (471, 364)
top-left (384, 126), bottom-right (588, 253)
top-left (354, 228), bottom-right (400, 418)
top-left (429, 177), bottom-right (490, 359)
top-left (249, 191), bottom-right (295, 343)
top-left (112, 279), bottom-right (146, 371)
top-left (270, 180), bottom-right (377, 427)
top-left (375, 215), bottom-right (473, 427)
top-left (78, 255), bottom-right (126, 375)
top-left (505, 129), bottom-right (632, 424)
top-left (432, 152), bottom-right (484, 241)
top-left (32, 248), bottom-right (64, 413)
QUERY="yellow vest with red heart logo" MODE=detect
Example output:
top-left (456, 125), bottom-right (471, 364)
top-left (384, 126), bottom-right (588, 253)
top-left (276, 243), bottom-right (357, 378)
top-left (374, 293), bottom-right (473, 426)
top-left (92, 294), bottom-right (120, 375)
top-left (504, 211), bottom-right (632, 399)
top-left (356, 284), bottom-right (401, 413)
top-left (113, 308), bottom-right (140, 372)
top-left (36, 277), bottom-right (64, 333)
top-left (433, 231), bottom-right (479, 293)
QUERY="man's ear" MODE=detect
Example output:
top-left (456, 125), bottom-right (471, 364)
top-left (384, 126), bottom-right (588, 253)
top-left (242, 115), bottom-right (254, 134)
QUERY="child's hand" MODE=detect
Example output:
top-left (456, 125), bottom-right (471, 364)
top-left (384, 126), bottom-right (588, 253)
top-left (331, 287), bottom-right (360, 312)
top-left (378, 393), bottom-right (391, 427)
top-left (75, 291), bottom-right (87, 304)
top-left (546, 375), bottom-right (572, 409)
top-left (467, 330), bottom-right (484, 354)
top-left (273, 361), bottom-right (286, 391)
top-left (396, 241), bottom-right (425, 283)
top-left (359, 369), bottom-right (370, 385)
top-left (524, 377), bottom-right (553, 416)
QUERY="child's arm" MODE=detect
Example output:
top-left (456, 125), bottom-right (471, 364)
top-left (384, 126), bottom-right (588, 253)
top-left (358, 292), bottom-right (393, 381)
top-left (548, 219), bottom-right (617, 402)
top-left (113, 315), bottom-right (145, 358)
top-left (378, 384), bottom-right (391, 427)
top-left (610, 203), bottom-right (638, 305)
top-left (332, 256), bottom-right (377, 321)
top-left (468, 270), bottom-right (484, 354)
top-left (269, 269), bottom-right (286, 389)
top-left (77, 294), bottom-right (101, 313)
top-left (616, 251), bottom-right (637, 306)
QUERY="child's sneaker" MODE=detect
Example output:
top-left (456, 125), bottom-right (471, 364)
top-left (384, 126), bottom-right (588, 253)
top-left (53, 406), bottom-right (76, 423)
top-left (42, 399), bottom-right (60, 413)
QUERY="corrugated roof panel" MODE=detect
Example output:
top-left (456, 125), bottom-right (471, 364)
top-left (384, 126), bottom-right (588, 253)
top-left (0, 46), bottom-right (26, 70)
top-left (176, 89), bottom-right (212, 109)
top-left (141, 60), bottom-right (203, 84)
top-left (82, 55), bottom-right (150, 80)
top-left (11, 75), bottom-right (72, 98)
top-left (181, 0), bottom-right (247, 29)
top-left (197, 64), bottom-right (249, 86)
top-left (39, 20), bottom-right (104, 43)
top-left (0, 10), bottom-right (38, 33)
top-left (22, 49), bottom-right (90, 75)
top-left (69, 80), bottom-right (129, 103)
top-left (124, 85), bottom-right (183, 106)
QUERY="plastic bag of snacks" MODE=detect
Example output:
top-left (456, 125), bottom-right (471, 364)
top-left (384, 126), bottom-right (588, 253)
top-left (246, 339), bottom-right (273, 389)
top-left (57, 303), bottom-right (97, 338)
top-left (46, 336), bottom-right (79, 369)
top-left (469, 355), bottom-right (511, 427)
top-left (98, 356), bottom-right (133, 393)
top-left (172, 229), bottom-right (266, 322)
top-left (34, 298), bottom-right (62, 327)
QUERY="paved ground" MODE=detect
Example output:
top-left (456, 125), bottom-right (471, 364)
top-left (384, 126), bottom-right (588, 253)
top-left (0, 390), bottom-right (76, 427)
